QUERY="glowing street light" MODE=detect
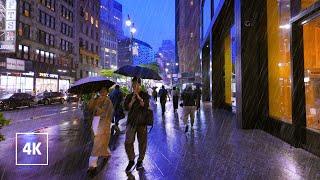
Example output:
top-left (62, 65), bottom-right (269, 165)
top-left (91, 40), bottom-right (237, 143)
top-left (125, 15), bottom-right (132, 27)
top-left (130, 23), bottom-right (137, 34)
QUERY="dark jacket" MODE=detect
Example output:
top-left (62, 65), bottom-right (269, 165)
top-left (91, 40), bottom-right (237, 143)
top-left (181, 89), bottom-right (196, 106)
top-left (124, 91), bottom-right (150, 126)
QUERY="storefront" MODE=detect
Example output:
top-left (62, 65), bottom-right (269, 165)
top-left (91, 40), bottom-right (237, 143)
top-left (200, 0), bottom-right (320, 156)
top-left (0, 58), bottom-right (34, 94)
top-left (0, 58), bottom-right (74, 94)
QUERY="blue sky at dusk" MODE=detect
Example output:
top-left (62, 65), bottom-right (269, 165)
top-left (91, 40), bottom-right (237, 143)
top-left (117, 0), bottom-right (175, 51)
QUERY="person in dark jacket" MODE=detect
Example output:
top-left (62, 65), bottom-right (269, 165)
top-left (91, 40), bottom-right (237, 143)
top-left (124, 77), bottom-right (150, 172)
top-left (181, 85), bottom-right (197, 132)
top-left (158, 85), bottom-right (169, 115)
top-left (109, 85), bottom-right (124, 132)
top-left (172, 87), bottom-right (180, 112)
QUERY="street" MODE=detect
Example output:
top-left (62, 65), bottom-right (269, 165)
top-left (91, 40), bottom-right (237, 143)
top-left (1, 101), bottom-right (320, 179)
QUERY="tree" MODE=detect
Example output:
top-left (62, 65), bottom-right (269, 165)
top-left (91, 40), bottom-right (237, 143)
top-left (0, 112), bottom-right (10, 141)
top-left (139, 62), bottom-right (160, 74)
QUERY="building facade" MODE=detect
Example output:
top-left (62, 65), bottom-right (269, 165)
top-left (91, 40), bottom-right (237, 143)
top-left (75, 0), bottom-right (100, 79)
top-left (200, 0), bottom-right (320, 156)
top-left (157, 40), bottom-right (178, 85)
top-left (175, 0), bottom-right (201, 84)
top-left (118, 38), bottom-right (155, 67)
top-left (100, 0), bottom-right (122, 69)
top-left (0, 0), bottom-right (77, 94)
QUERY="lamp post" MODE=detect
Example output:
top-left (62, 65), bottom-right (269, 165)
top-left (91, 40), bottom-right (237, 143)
top-left (125, 15), bottom-right (137, 64)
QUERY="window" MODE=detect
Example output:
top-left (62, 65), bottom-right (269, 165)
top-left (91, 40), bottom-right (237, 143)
top-left (21, 1), bottom-right (31, 17)
top-left (18, 22), bottom-right (30, 39)
top-left (18, 44), bottom-right (30, 60)
top-left (301, 0), bottom-right (319, 10)
top-left (61, 5), bottom-right (73, 22)
top-left (40, 0), bottom-right (55, 11)
top-left (61, 23), bottom-right (73, 37)
top-left (202, 0), bottom-right (211, 40)
top-left (38, 30), bottom-right (55, 47)
top-left (39, 11), bottom-right (55, 29)
top-left (267, 0), bottom-right (292, 122)
top-left (36, 49), bottom-right (55, 64)
top-left (63, 0), bottom-right (73, 6)
top-left (85, 12), bottom-right (89, 21)
top-left (303, 16), bottom-right (320, 131)
top-left (60, 39), bottom-right (73, 52)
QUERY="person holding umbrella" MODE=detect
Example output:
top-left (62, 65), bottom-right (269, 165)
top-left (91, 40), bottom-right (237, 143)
top-left (68, 76), bottom-right (115, 175)
top-left (87, 87), bottom-right (114, 174)
top-left (124, 77), bottom-right (150, 172)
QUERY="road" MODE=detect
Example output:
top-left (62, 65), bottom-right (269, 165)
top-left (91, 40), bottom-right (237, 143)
top-left (1, 103), bottom-right (81, 140)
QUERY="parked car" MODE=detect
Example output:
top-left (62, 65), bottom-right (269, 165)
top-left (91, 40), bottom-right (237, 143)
top-left (66, 93), bottom-right (79, 103)
top-left (0, 93), bottom-right (36, 110)
top-left (36, 92), bottom-right (66, 105)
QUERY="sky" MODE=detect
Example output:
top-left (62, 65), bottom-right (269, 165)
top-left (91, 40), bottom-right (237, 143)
top-left (117, 0), bottom-right (175, 51)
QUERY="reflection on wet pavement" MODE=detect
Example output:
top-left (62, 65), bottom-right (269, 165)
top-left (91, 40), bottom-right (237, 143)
top-left (0, 101), bottom-right (320, 179)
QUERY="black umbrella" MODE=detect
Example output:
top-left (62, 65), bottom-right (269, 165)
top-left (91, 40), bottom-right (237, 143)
top-left (68, 76), bottom-right (115, 94)
top-left (114, 65), bottom-right (162, 80)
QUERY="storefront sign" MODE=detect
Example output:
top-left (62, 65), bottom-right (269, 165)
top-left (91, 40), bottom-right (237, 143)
top-left (6, 58), bottom-right (25, 71)
top-left (39, 73), bottom-right (58, 79)
top-left (0, 0), bottom-right (17, 53)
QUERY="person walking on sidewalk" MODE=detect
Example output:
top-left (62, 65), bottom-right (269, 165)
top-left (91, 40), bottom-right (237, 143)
top-left (158, 85), bottom-right (169, 115)
top-left (194, 86), bottom-right (202, 111)
top-left (109, 85), bottom-right (124, 132)
top-left (87, 88), bottom-right (113, 173)
top-left (152, 88), bottom-right (158, 101)
top-left (124, 77), bottom-right (150, 172)
top-left (181, 85), bottom-right (197, 132)
top-left (172, 87), bottom-right (180, 112)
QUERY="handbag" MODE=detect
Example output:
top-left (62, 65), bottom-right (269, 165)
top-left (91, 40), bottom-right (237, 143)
top-left (135, 108), bottom-right (154, 126)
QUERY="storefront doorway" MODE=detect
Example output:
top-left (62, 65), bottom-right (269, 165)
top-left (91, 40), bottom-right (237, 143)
top-left (303, 12), bottom-right (320, 132)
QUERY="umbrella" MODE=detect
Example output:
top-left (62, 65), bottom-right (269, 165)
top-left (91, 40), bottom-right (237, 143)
top-left (68, 76), bottom-right (115, 94)
top-left (114, 65), bottom-right (162, 80)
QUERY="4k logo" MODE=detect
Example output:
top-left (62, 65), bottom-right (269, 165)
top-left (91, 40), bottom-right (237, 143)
top-left (16, 133), bottom-right (48, 166)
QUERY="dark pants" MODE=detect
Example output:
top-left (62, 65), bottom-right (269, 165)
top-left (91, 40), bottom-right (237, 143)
top-left (173, 96), bottom-right (179, 110)
top-left (153, 95), bottom-right (157, 101)
top-left (125, 125), bottom-right (147, 161)
top-left (160, 100), bottom-right (166, 114)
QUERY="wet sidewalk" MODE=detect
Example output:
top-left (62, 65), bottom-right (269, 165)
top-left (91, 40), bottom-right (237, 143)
top-left (1, 101), bottom-right (320, 179)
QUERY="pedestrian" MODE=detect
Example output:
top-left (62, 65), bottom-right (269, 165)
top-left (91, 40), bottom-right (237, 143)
top-left (109, 85), bottom-right (124, 132)
top-left (152, 88), bottom-right (158, 101)
top-left (124, 77), bottom-right (150, 172)
top-left (87, 88), bottom-right (113, 174)
top-left (172, 87), bottom-right (180, 112)
top-left (195, 85), bottom-right (202, 110)
top-left (158, 85), bottom-right (169, 115)
top-left (181, 85), bottom-right (197, 132)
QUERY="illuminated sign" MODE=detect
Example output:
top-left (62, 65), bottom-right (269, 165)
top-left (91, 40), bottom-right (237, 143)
top-left (6, 58), bottom-right (25, 71)
top-left (39, 73), bottom-right (58, 78)
top-left (0, 0), bottom-right (17, 53)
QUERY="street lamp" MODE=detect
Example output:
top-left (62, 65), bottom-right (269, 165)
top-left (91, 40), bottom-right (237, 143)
top-left (125, 15), bottom-right (132, 27)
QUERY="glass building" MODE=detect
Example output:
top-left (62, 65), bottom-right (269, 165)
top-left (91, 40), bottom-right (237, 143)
top-left (200, 0), bottom-right (320, 156)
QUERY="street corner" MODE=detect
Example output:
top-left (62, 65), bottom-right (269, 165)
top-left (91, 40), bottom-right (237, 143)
top-left (16, 133), bottom-right (48, 166)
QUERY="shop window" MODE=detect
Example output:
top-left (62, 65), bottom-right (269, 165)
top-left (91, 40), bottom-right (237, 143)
top-left (224, 34), bottom-right (232, 105)
top-left (301, 0), bottom-right (319, 10)
top-left (267, 0), bottom-right (292, 122)
top-left (303, 16), bottom-right (320, 131)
